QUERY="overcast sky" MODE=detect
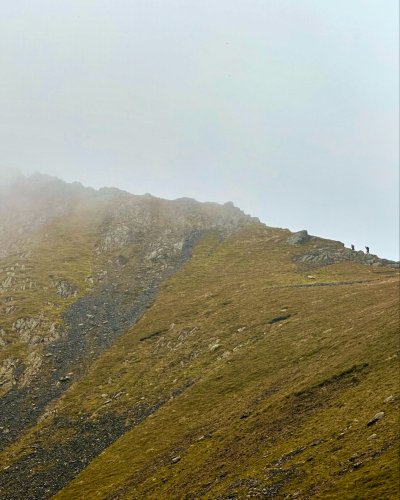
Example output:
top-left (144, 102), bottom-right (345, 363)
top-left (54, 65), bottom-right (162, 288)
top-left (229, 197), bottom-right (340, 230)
top-left (0, 0), bottom-right (398, 259)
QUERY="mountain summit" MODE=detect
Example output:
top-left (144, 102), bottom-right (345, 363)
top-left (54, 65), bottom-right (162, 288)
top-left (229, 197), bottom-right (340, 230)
top-left (0, 174), bottom-right (399, 499)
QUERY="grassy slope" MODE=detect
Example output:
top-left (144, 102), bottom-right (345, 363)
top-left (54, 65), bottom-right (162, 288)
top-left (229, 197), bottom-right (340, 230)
top-left (0, 199), bottom-right (102, 369)
top-left (48, 225), bottom-right (399, 499)
top-left (1, 224), bottom-right (398, 498)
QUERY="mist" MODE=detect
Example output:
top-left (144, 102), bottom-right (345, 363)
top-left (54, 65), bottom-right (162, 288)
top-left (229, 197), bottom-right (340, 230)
top-left (0, 0), bottom-right (398, 259)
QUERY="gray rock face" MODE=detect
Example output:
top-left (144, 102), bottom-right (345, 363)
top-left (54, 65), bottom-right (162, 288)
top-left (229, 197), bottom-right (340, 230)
top-left (287, 230), bottom-right (311, 245)
top-left (12, 317), bottom-right (41, 341)
top-left (0, 358), bottom-right (17, 394)
top-left (295, 247), bottom-right (399, 268)
top-left (55, 280), bottom-right (77, 298)
top-left (10, 316), bottom-right (59, 346)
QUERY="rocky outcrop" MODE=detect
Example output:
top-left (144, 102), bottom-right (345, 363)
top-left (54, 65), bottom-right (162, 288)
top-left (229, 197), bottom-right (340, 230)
top-left (11, 317), bottom-right (59, 345)
top-left (18, 351), bottom-right (43, 388)
top-left (287, 230), bottom-right (311, 245)
top-left (54, 280), bottom-right (78, 298)
top-left (12, 317), bottom-right (41, 340)
top-left (295, 246), bottom-right (399, 268)
top-left (0, 358), bottom-right (17, 396)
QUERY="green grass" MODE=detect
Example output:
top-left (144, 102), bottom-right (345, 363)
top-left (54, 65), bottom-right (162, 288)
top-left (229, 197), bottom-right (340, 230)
top-left (1, 224), bottom-right (399, 499)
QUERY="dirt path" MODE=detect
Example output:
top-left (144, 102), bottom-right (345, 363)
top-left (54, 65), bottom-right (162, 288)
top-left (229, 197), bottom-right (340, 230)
top-left (271, 277), bottom-right (399, 290)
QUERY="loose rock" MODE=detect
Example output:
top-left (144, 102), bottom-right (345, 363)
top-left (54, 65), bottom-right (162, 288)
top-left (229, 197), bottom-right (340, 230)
top-left (367, 411), bottom-right (384, 426)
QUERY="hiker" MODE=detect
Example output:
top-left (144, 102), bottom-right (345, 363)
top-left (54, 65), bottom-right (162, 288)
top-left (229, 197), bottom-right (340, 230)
top-left (351, 244), bottom-right (355, 251)
top-left (365, 246), bottom-right (370, 254)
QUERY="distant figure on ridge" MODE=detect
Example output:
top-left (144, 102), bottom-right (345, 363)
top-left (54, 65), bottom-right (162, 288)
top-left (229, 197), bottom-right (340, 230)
top-left (351, 244), bottom-right (355, 251)
top-left (365, 246), bottom-right (370, 254)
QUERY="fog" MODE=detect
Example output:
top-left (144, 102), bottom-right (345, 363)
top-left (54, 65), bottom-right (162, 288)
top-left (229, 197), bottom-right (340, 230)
top-left (0, 0), bottom-right (398, 259)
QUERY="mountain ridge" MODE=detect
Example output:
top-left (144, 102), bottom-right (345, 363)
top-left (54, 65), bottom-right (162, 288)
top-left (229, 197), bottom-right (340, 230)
top-left (0, 174), bottom-right (398, 499)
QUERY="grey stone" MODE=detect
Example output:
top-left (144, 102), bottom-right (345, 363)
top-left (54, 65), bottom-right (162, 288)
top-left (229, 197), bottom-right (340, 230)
top-left (287, 230), bottom-right (310, 245)
top-left (55, 279), bottom-right (77, 298)
top-left (367, 411), bottom-right (384, 426)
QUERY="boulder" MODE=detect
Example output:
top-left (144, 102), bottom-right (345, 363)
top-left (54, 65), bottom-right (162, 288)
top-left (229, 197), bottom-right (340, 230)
top-left (287, 230), bottom-right (310, 245)
top-left (367, 411), bottom-right (384, 426)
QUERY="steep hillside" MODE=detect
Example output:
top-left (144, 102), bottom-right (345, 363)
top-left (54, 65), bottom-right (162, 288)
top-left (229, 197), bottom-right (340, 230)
top-left (0, 174), bottom-right (255, 449)
top-left (0, 175), bottom-right (398, 499)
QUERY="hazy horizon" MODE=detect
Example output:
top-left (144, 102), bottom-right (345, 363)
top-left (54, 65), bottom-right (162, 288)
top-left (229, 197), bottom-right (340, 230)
top-left (1, 1), bottom-right (398, 260)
